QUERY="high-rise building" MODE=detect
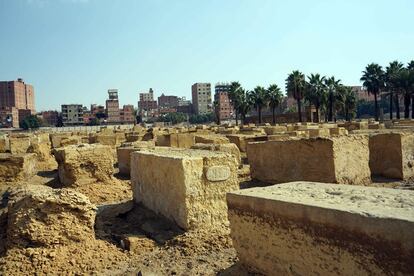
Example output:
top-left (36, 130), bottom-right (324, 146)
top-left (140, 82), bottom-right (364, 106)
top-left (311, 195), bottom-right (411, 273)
top-left (91, 104), bottom-right (105, 115)
top-left (191, 83), bottom-right (212, 115)
top-left (106, 89), bottom-right (120, 124)
top-left (0, 78), bottom-right (35, 127)
top-left (177, 96), bottom-right (192, 114)
top-left (138, 88), bottom-right (158, 113)
top-left (214, 83), bottom-right (234, 120)
top-left (39, 111), bottom-right (59, 127)
top-left (61, 104), bottom-right (83, 126)
top-left (120, 105), bottom-right (135, 124)
top-left (158, 94), bottom-right (179, 109)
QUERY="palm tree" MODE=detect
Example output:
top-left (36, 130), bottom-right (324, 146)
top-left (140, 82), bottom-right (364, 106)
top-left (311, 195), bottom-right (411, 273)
top-left (324, 76), bottom-right (341, 121)
top-left (213, 100), bottom-right (220, 125)
top-left (266, 84), bottom-right (283, 124)
top-left (238, 89), bottom-right (252, 124)
top-left (342, 86), bottom-right (357, 121)
top-left (286, 70), bottom-right (306, 122)
top-left (305, 74), bottom-right (326, 122)
top-left (360, 63), bottom-right (385, 121)
top-left (334, 85), bottom-right (346, 121)
top-left (408, 61), bottom-right (414, 118)
top-left (249, 86), bottom-right (268, 124)
top-left (385, 61), bottom-right (404, 120)
top-left (396, 68), bottom-right (413, 119)
top-left (408, 61), bottom-right (414, 70)
top-left (228, 82), bottom-right (242, 125)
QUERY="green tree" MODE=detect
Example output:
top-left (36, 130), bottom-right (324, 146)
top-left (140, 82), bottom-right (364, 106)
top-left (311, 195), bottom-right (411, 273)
top-left (324, 76), bottom-right (341, 121)
top-left (342, 86), bottom-right (357, 121)
top-left (238, 88), bottom-right (252, 124)
top-left (266, 84), bottom-right (283, 124)
top-left (95, 112), bottom-right (107, 119)
top-left (286, 70), bottom-right (306, 122)
top-left (228, 81), bottom-right (242, 125)
top-left (20, 115), bottom-right (42, 130)
top-left (189, 113), bottom-right (214, 124)
top-left (395, 68), bottom-right (413, 119)
top-left (213, 100), bottom-right (220, 125)
top-left (408, 61), bottom-right (414, 118)
top-left (360, 63), bottom-right (385, 121)
top-left (88, 117), bottom-right (101, 126)
top-left (249, 86), bottom-right (268, 124)
top-left (305, 74), bottom-right (326, 122)
top-left (160, 112), bottom-right (187, 125)
top-left (385, 61), bottom-right (404, 119)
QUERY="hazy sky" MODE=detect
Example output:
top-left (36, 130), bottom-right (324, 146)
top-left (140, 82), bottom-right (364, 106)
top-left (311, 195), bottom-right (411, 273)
top-left (0, 0), bottom-right (413, 111)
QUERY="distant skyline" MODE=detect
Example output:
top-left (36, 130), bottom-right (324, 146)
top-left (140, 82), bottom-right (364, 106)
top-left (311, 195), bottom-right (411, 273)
top-left (0, 0), bottom-right (413, 111)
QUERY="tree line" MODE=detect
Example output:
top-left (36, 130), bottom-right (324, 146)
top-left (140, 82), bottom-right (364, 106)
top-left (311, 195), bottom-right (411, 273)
top-left (227, 60), bottom-right (414, 124)
top-left (228, 74), bottom-right (356, 124)
top-left (361, 61), bottom-right (414, 121)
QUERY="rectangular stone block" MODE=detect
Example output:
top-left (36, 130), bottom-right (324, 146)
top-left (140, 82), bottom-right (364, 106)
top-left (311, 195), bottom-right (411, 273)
top-left (169, 133), bottom-right (195, 148)
top-left (54, 144), bottom-right (114, 186)
top-left (369, 132), bottom-right (414, 180)
top-left (50, 133), bottom-right (73, 148)
top-left (246, 135), bottom-right (371, 185)
top-left (131, 148), bottom-right (239, 230)
top-left (9, 135), bottom-right (31, 154)
top-left (329, 127), bottom-right (348, 136)
top-left (194, 134), bottom-right (230, 144)
top-left (226, 134), bottom-right (267, 152)
top-left (308, 128), bottom-right (330, 138)
top-left (191, 143), bottom-right (241, 166)
top-left (94, 134), bottom-right (120, 146)
top-left (263, 126), bottom-right (288, 135)
top-left (0, 136), bottom-right (10, 153)
top-left (227, 182), bottom-right (414, 275)
top-left (117, 141), bottom-right (155, 176)
top-left (0, 153), bottom-right (37, 182)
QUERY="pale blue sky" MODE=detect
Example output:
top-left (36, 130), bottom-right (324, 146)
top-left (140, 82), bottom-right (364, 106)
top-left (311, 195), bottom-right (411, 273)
top-left (0, 0), bottom-right (413, 111)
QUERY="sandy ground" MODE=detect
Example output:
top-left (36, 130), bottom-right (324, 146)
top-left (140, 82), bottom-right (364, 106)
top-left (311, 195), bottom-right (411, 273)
top-left (0, 163), bottom-right (413, 275)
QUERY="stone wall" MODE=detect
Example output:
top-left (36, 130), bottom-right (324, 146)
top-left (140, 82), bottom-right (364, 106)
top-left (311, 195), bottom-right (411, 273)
top-left (369, 132), bottom-right (414, 180)
top-left (227, 182), bottom-right (414, 275)
top-left (131, 148), bottom-right (239, 230)
top-left (247, 135), bottom-right (371, 185)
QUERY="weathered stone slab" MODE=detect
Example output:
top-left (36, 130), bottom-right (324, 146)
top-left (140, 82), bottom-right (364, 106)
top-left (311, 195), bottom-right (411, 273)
top-left (227, 182), bottom-right (414, 275)
top-left (194, 134), bottom-right (230, 144)
top-left (131, 148), bottom-right (238, 230)
top-left (6, 185), bottom-right (96, 249)
top-left (206, 165), bottom-right (231, 181)
top-left (191, 143), bottom-right (241, 166)
top-left (0, 153), bottom-right (37, 182)
top-left (329, 127), bottom-right (348, 136)
top-left (247, 135), bottom-right (371, 185)
top-left (9, 134), bottom-right (31, 154)
top-left (0, 135), bottom-right (10, 153)
top-left (54, 144), bottom-right (114, 186)
top-left (50, 132), bottom-right (75, 148)
top-left (369, 132), bottom-right (414, 180)
top-left (226, 134), bottom-right (267, 152)
top-left (117, 141), bottom-right (155, 176)
top-left (263, 126), bottom-right (288, 135)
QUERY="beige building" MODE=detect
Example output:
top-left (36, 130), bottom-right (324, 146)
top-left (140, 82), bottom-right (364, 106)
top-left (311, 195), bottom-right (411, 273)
top-left (61, 104), bottom-right (83, 126)
top-left (138, 88), bottom-right (158, 115)
top-left (106, 89), bottom-right (120, 124)
top-left (192, 83), bottom-right (212, 115)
